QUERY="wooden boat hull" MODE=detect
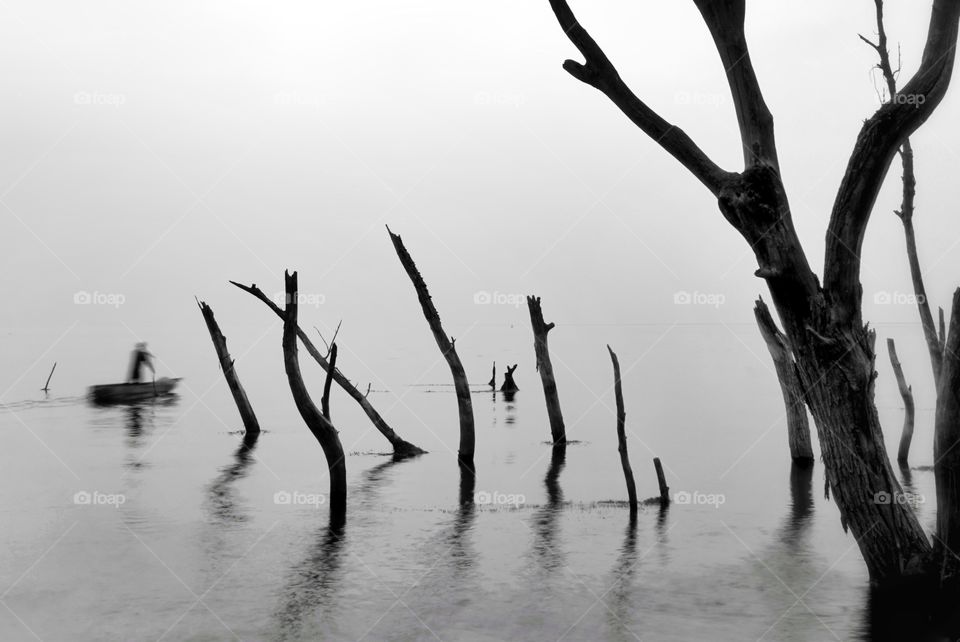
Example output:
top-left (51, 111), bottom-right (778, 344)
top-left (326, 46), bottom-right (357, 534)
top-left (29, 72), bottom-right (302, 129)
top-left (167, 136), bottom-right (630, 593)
top-left (89, 377), bottom-right (182, 405)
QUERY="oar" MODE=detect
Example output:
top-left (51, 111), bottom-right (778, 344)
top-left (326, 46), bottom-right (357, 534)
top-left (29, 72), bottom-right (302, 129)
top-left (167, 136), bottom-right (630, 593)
top-left (41, 362), bottom-right (57, 393)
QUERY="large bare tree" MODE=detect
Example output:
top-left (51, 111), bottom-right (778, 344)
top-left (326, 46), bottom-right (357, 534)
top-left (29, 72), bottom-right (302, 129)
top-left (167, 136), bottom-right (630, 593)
top-left (546, 0), bottom-right (960, 582)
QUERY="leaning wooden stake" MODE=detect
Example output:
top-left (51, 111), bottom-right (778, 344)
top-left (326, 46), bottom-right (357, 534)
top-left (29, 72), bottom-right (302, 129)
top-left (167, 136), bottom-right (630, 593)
top-left (387, 227), bottom-right (475, 469)
top-left (527, 296), bottom-right (566, 444)
top-left (887, 338), bottom-right (915, 465)
top-left (197, 299), bottom-right (260, 434)
top-left (282, 270), bottom-right (346, 520)
top-left (653, 458), bottom-right (670, 506)
top-left (488, 362), bottom-right (496, 389)
top-left (753, 298), bottom-right (814, 464)
top-left (230, 280), bottom-right (425, 457)
top-left (607, 346), bottom-right (638, 514)
top-left (321, 344), bottom-right (338, 421)
top-left (41, 362), bottom-right (57, 393)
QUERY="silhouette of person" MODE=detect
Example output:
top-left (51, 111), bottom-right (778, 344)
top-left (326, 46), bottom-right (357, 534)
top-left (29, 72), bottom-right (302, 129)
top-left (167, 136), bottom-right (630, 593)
top-left (127, 342), bottom-right (155, 383)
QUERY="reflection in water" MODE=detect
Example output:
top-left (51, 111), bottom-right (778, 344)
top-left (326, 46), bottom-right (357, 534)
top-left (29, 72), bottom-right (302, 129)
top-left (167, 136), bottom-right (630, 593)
top-left (783, 461), bottom-right (814, 547)
top-left (448, 463), bottom-right (477, 574)
top-left (206, 431), bottom-right (260, 524)
top-left (125, 406), bottom-right (144, 449)
top-left (273, 454), bottom-right (419, 639)
top-left (503, 390), bottom-right (517, 424)
top-left (606, 513), bottom-right (642, 641)
top-left (863, 579), bottom-right (960, 641)
top-left (274, 518), bottom-right (347, 641)
top-left (532, 444), bottom-right (567, 572)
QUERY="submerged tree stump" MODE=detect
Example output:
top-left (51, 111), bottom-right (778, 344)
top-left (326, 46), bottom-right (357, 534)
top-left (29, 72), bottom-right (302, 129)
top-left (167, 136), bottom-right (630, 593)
top-left (754, 298), bottom-right (814, 464)
top-left (935, 289), bottom-right (960, 580)
top-left (387, 227), bottom-right (475, 469)
top-left (887, 338), bottom-right (916, 465)
top-left (607, 346), bottom-right (638, 514)
top-left (197, 299), bottom-right (260, 434)
top-left (527, 296), bottom-right (565, 444)
top-left (500, 364), bottom-right (519, 393)
top-left (282, 270), bottom-right (347, 522)
top-left (230, 280), bottom-right (425, 457)
top-left (653, 457), bottom-right (670, 506)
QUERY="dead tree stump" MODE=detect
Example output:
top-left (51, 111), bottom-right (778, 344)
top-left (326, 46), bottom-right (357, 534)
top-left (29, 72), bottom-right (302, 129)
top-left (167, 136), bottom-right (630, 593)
top-left (387, 227), bottom-right (475, 469)
top-left (282, 271), bottom-right (346, 521)
top-left (754, 298), bottom-right (814, 464)
top-left (230, 280), bottom-right (425, 457)
top-left (935, 289), bottom-right (960, 580)
top-left (500, 364), bottom-right (519, 393)
top-left (608, 346), bottom-right (638, 513)
top-left (197, 299), bottom-right (260, 434)
top-left (527, 296), bottom-right (565, 444)
top-left (887, 338), bottom-right (916, 465)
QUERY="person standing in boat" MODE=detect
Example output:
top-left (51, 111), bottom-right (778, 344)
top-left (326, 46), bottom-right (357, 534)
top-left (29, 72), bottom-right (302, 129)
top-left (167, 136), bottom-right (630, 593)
top-left (126, 342), bottom-right (155, 383)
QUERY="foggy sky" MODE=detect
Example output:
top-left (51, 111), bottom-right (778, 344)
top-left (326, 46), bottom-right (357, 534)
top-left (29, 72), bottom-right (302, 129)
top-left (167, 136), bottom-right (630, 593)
top-left (2, 0), bottom-right (959, 405)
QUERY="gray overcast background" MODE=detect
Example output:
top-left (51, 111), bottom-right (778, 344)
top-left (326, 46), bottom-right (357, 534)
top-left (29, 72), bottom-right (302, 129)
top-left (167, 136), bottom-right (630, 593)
top-left (1, 0), bottom-right (958, 404)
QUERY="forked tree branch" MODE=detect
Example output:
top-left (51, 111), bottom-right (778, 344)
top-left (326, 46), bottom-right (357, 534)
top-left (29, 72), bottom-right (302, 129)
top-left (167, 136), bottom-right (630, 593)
top-left (824, 0), bottom-right (960, 316)
top-left (547, 0), bottom-right (734, 196)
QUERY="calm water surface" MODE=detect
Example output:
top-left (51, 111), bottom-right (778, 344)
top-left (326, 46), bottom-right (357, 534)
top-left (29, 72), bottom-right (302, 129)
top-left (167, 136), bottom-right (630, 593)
top-left (0, 324), bottom-right (941, 640)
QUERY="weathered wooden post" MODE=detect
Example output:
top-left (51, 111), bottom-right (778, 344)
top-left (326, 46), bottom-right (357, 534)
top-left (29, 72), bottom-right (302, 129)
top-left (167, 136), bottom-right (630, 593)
top-left (387, 227), bottom-right (475, 469)
top-left (607, 346), bottom-right (638, 514)
top-left (653, 458), bottom-right (670, 506)
top-left (282, 271), bottom-right (346, 522)
top-left (527, 296), bottom-right (565, 444)
top-left (197, 299), bottom-right (260, 434)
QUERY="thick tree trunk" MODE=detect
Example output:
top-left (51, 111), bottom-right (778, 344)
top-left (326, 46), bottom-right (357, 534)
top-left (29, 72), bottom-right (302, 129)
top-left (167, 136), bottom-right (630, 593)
top-left (230, 280), bottom-right (425, 457)
top-left (500, 364), bottom-right (519, 392)
top-left (753, 298), bottom-right (814, 464)
top-left (887, 338), bottom-right (916, 465)
top-left (547, 0), bottom-right (960, 582)
top-left (282, 270), bottom-right (347, 522)
top-left (732, 169), bottom-right (931, 582)
top-left (197, 299), bottom-right (260, 434)
top-left (527, 296), bottom-right (565, 444)
top-left (386, 228), bottom-right (475, 469)
top-left (607, 346), bottom-right (638, 513)
top-left (934, 289), bottom-right (960, 580)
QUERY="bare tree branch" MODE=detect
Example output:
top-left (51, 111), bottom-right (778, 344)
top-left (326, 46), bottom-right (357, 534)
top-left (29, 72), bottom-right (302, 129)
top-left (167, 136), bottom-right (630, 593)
top-left (824, 0), bottom-right (960, 317)
top-left (547, 0), bottom-right (734, 195)
top-left (692, 0), bottom-right (778, 170)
